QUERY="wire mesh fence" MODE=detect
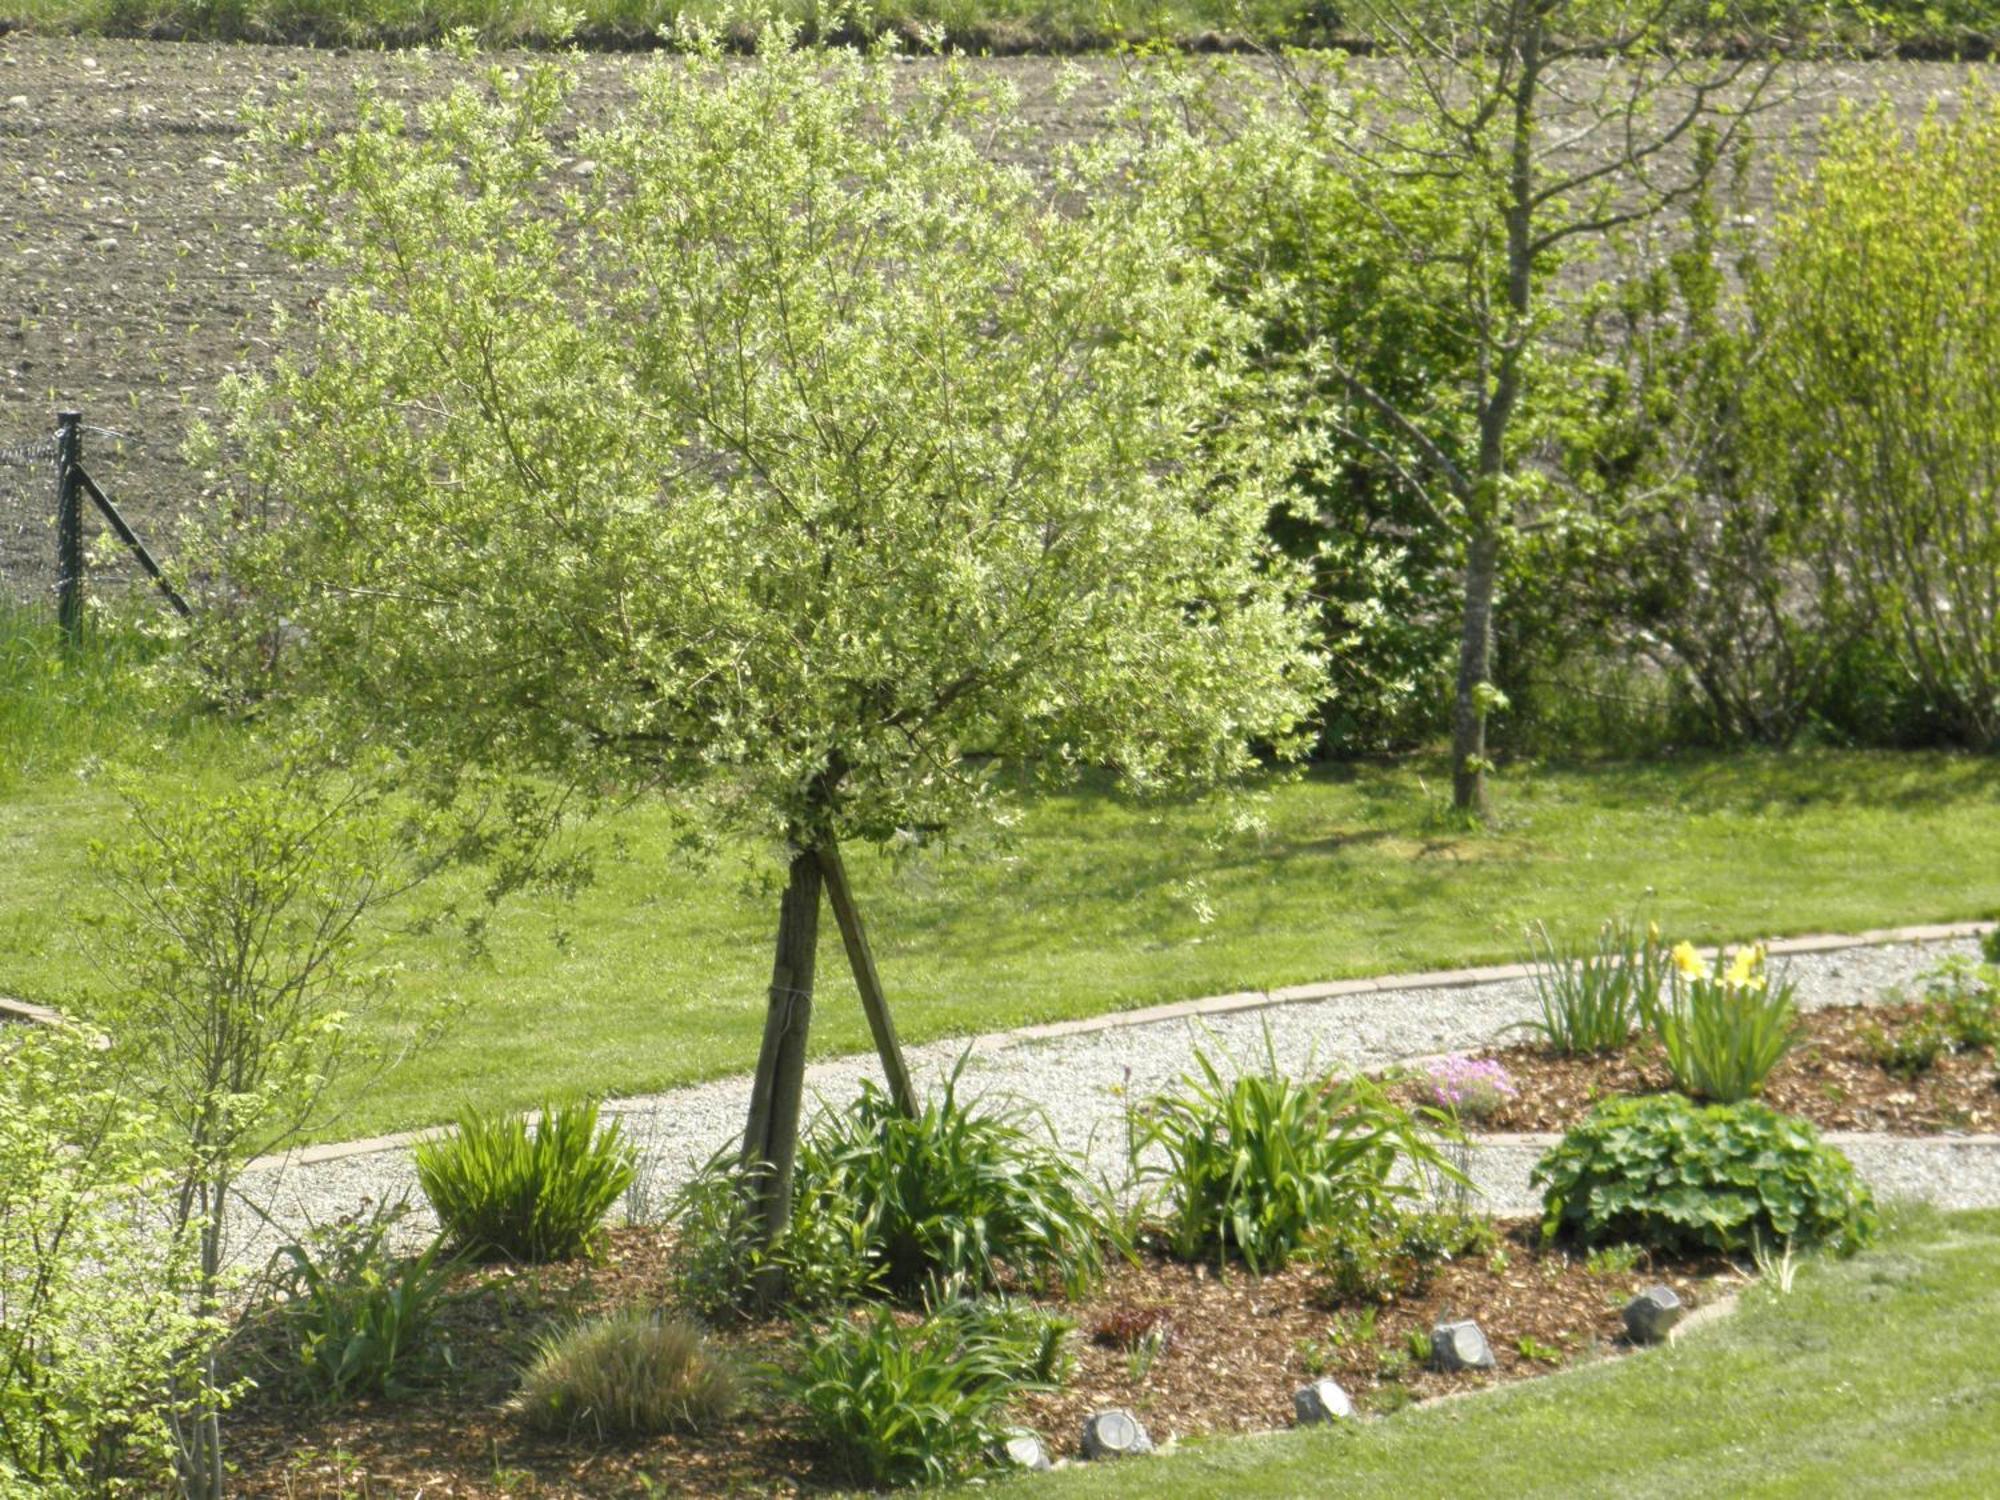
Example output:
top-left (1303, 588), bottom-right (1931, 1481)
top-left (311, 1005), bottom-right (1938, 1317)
top-left (0, 414), bottom-right (190, 630)
top-left (0, 429), bottom-right (62, 615)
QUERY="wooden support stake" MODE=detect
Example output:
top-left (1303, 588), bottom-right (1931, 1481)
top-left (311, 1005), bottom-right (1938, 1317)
top-left (738, 848), bottom-right (823, 1300)
top-left (819, 841), bottom-right (920, 1118)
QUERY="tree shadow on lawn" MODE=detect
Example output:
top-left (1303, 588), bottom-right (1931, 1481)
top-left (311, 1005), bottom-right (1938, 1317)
top-left (1536, 748), bottom-right (2000, 815)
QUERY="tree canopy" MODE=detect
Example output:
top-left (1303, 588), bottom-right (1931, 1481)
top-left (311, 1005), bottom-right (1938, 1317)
top-left (213, 34), bottom-right (1321, 847)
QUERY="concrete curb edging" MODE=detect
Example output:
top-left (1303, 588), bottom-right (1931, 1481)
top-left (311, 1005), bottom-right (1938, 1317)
top-left (985, 921), bottom-right (1991, 1047)
top-left (257, 919), bottom-right (1992, 1171)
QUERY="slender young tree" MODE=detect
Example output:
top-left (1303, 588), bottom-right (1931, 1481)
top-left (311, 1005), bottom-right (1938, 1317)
top-left (211, 31), bottom-right (1322, 1273)
top-left (89, 761), bottom-right (441, 1497)
top-left (1277, 0), bottom-right (1801, 814)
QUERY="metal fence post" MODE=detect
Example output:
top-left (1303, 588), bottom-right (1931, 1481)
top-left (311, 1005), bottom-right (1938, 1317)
top-left (55, 411), bottom-right (83, 642)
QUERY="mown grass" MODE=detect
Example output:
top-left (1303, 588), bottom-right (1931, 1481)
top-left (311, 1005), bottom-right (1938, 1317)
top-left (5, 609), bottom-right (2000, 1140)
top-left (5, 0), bottom-right (1998, 55)
top-left (1032, 1203), bottom-right (2000, 1498)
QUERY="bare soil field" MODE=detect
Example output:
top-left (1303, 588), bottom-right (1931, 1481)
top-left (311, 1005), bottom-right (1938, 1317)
top-left (0, 35), bottom-right (1983, 603)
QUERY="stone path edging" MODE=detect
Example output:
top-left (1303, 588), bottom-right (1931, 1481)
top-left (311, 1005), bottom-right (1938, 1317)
top-left (262, 918), bottom-right (1991, 1171)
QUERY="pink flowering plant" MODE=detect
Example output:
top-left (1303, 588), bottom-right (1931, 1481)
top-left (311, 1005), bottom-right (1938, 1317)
top-left (1419, 1055), bottom-right (1519, 1123)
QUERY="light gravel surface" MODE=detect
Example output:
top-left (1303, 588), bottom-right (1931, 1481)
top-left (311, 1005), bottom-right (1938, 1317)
top-left (230, 934), bottom-right (1992, 1269)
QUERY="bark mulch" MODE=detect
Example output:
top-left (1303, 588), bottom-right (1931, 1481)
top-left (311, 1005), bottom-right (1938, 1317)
top-left (226, 1222), bottom-right (1734, 1497)
top-left (1388, 1000), bottom-right (2000, 1136)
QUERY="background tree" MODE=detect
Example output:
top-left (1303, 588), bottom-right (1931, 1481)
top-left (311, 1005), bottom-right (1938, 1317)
top-left (1271, 0), bottom-right (1801, 813)
top-left (1160, 70), bottom-right (1478, 754)
top-left (211, 31), bottom-right (1321, 1279)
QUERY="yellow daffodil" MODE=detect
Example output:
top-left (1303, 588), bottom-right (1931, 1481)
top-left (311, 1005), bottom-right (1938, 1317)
top-left (1671, 941), bottom-right (1710, 981)
top-left (1723, 946), bottom-right (1759, 988)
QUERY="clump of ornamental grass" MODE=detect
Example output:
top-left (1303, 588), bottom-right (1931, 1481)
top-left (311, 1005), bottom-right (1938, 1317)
top-left (513, 1309), bottom-right (739, 1438)
top-left (415, 1099), bottom-right (636, 1263)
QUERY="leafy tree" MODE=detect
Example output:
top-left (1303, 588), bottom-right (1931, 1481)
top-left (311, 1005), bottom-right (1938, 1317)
top-left (210, 31), bottom-right (1320, 1284)
top-left (1274, 0), bottom-right (1804, 812)
top-left (1156, 68), bottom-right (1478, 752)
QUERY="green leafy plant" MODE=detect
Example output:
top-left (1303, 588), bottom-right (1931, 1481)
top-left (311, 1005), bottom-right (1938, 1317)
top-left (1330, 1306), bottom-right (1380, 1350)
top-left (1130, 1038), bottom-right (1462, 1272)
top-left (782, 1299), bottom-right (1061, 1487)
top-left (1654, 941), bottom-right (1799, 1102)
top-left (514, 1309), bottom-right (740, 1438)
top-left (415, 1099), bottom-right (636, 1263)
top-left (1523, 916), bottom-right (1665, 1054)
top-left (1584, 1243), bottom-right (1643, 1278)
top-left (88, 762), bottom-right (445, 1500)
top-left (790, 1058), bottom-right (1113, 1300)
top-left (1307, 1207), bottom-right (1496, 1305)
top-left (1920, 958), bottom-right (2000, 1050)
top-left (1403, 1328), bottom-right (1434, 1365)
top-left (1865, 1015), bottom-right (1949, 1081)
top-left (267, 1198), bottom-right (459, 1401)
top-left (666, 1149), bottom-right (884, 1320)
top-left (1517, 1335), bottom-right (1563, 1364)
top-left (1534, 1094), bottom-right (1876, 1255)
top-left (668, 1064), bottom-right (1113, 1316)
top-left (937, 1295), bottom-right (1076, 1389)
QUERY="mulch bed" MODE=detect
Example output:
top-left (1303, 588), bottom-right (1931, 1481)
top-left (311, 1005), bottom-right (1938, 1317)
top-left (1385, 1000), bottom-right (2000, 1136)
top-left (225, 1222), bottom-right (1734, 1497)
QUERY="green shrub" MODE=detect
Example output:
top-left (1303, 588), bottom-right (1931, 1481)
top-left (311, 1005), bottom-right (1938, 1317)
top-left (1654, 942), bottom-right (1799, 1102)
top-left (1523, 915), bottom-right (1665, 1054)
top-left (1753, 93), bottom-right (2000, 748)
top-left (0, 1022), bottom-right (214, 1497)
top-left (1981, 927), bottom-right (2000, 966)
top-left (514, 1309), bottom-right (739, 1438)
top-left (1306, 1207), bottom-right (1496, 1306)
top-left (1130, 1039), bottom-right (1461, 1273)
top-left (265, 1198), bottom-right (458, 1402)
top-left (783, 1299), bottom-right (1061, 1487)
top-left (1533, 1094), bottom-right (1876, 1256)
top-left (414, 1099), bottom-right (636, 1263)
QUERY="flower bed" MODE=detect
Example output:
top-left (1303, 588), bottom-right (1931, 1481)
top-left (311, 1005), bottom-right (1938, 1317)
top-left (222, 1220), bottom-right (1731, 1497)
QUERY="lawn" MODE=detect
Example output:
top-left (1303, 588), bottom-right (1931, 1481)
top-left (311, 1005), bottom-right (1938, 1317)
top-left (1029, 1204), bottom-right (2000, 1498)
top-left (4, 626), bottom-right (1999, 1144)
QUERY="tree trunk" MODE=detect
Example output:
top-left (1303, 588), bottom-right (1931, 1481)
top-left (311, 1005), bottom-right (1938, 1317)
top-left (818, 842), bottom-right (919, 1118)
top-left (1451, 523), bottom-right (1501, 818)
top-left (738, 845), bottom-right (823, 1298)
top-left (1453, 17), bottom-right (1541, 819)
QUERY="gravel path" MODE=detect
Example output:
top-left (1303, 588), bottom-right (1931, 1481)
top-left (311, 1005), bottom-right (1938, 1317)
top-left (231, 930), bottom-right (1993, 1268)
